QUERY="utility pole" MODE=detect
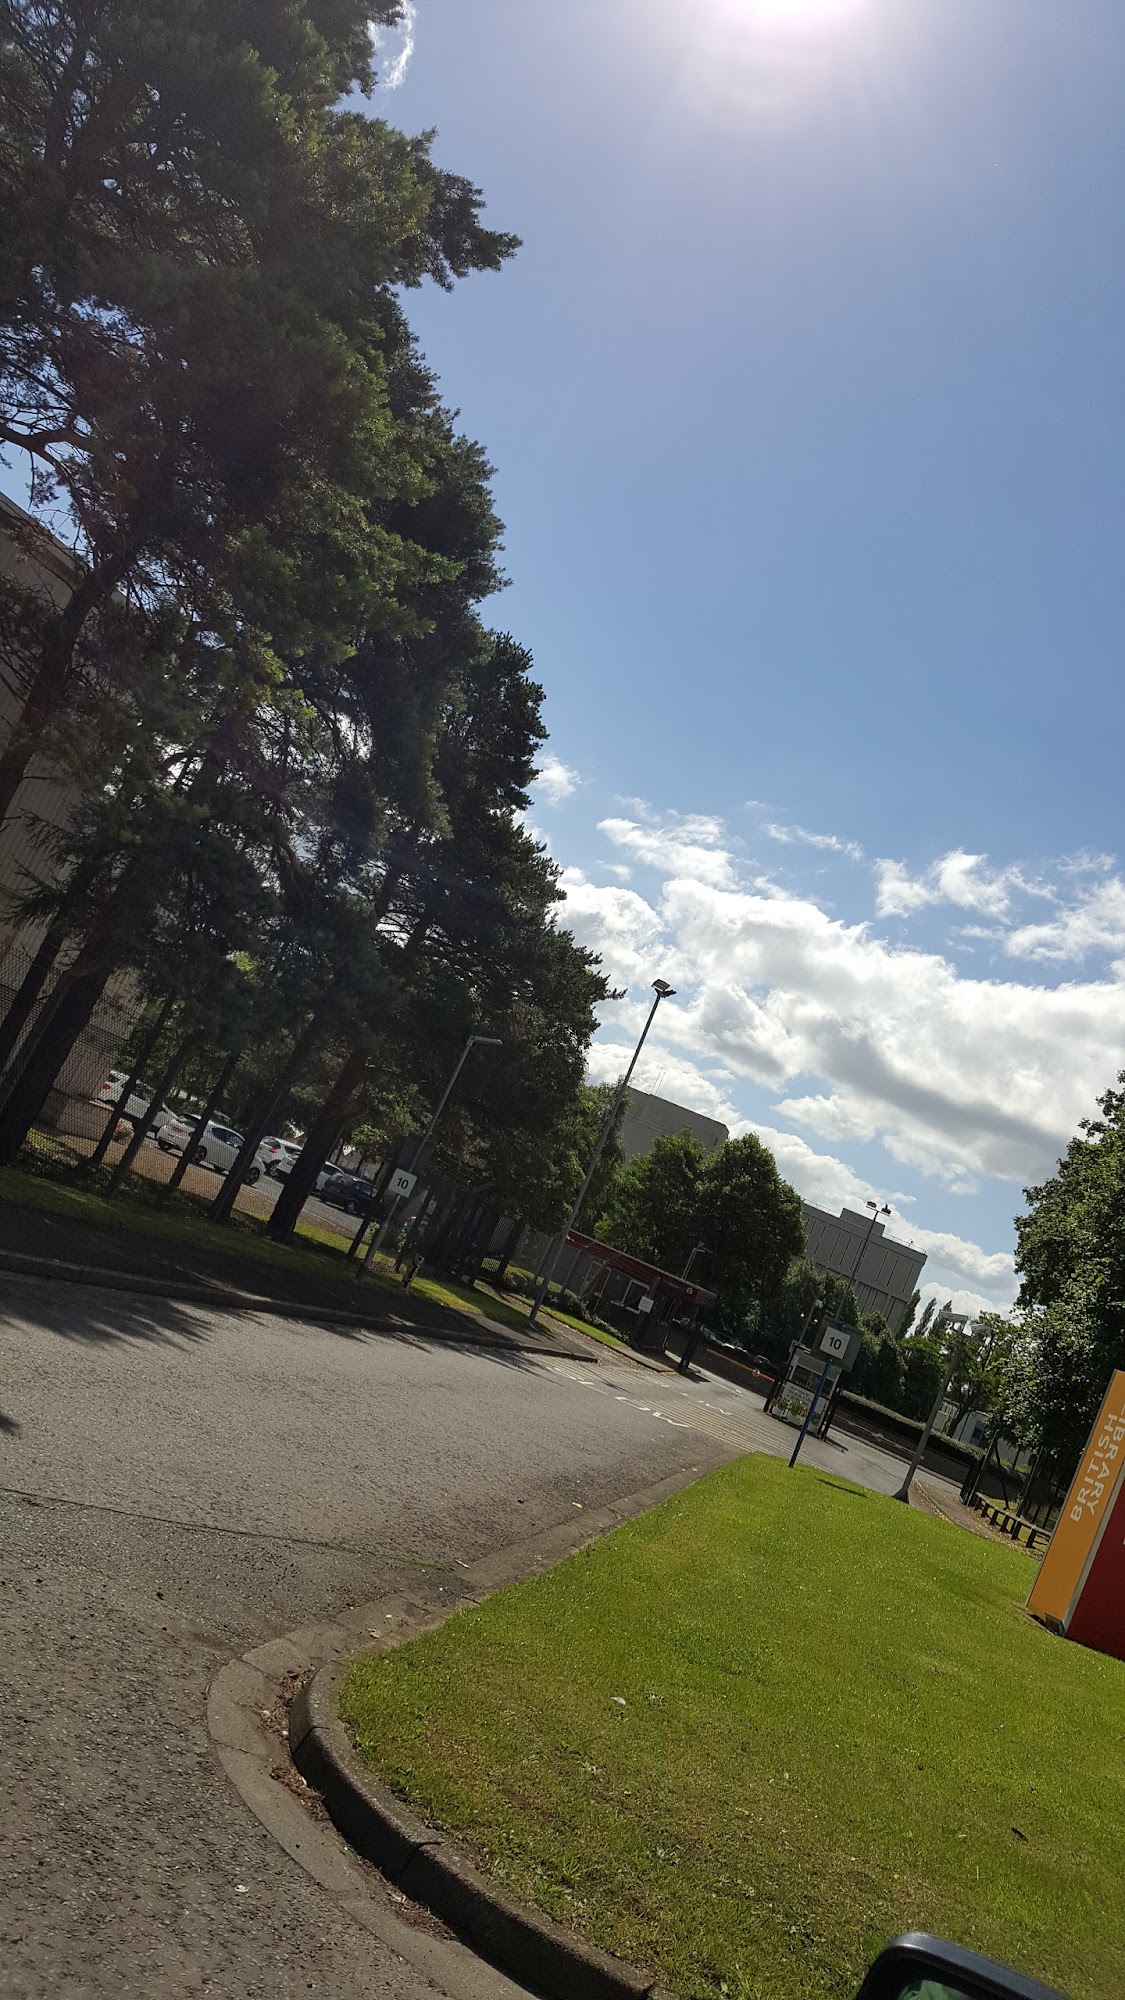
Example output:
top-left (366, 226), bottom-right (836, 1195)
top-left (528, 979), bottom-right (675, 1327)
top-left (358, 1035), bottom-right (501, 1280)
top-left (894, 1310), bottom-right (969, 1502)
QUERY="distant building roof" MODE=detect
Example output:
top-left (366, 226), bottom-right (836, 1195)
top-left (619, 1086), bottom-right (729, 1162)
top-left (801, 1202), bottom-right (927, 1335)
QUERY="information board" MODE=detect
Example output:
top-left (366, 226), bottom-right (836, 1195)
top-left (1028, 1369), bottom-right (1125, 1662)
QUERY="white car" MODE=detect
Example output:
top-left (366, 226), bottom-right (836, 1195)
top-left (97, 1072), bottom-right (176, 1137)
top-left (157, 1117), bottom-right (260, 1181)
top-left (258, 1136), bottom-right (303, 1180)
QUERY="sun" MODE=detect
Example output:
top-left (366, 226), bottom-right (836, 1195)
top-left (722, 0), bottom-right (868, 32)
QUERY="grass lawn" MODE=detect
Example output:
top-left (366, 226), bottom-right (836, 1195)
top-left (341, 1454), bottom-right (1125, 2000)
top-left (0, 1163), bottom-right (411, 1315)
top-left (472, 1273), bottom-right (647, 1359)
top-left (0, 1163), bottom-right (604, 1352)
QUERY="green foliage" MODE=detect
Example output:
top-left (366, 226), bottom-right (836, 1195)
top-left (1011, 1073), bottom-right (1125, 1464)
top-left (851, 1313), bottom-right (907, 1407)
top-left (695, 1134), bottom-right (805, 1314)
top-left (599, 1127), bottom-right (804, 1325)
top-left (600, 1129), bottom-right (705, 1274)
top-left (486, 1082), bottom-right (624, 1239)
top-left (0, 3), bottom-right (617, 1197)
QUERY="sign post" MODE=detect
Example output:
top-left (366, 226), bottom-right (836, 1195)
top-left (786, 1322), bottom-right (862, 1469)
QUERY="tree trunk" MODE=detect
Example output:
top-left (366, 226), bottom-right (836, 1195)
top-left (0, 550), bottom-right (130, 827)
top-left (165, 1051), bottom-right (240, 1193)
top-left (493, 1216), bottom-right (525, 1285)
top-left (265, 1047), bottom-right (368, 1243)
top-left (106, 1037), bottom-right (191, 1195)
top-left (0, 833), bottom-right (153, 1155)
top-left (86, 995), bottom-right (175, 1169)
top-left (0, 920), bottom-right (69, 1085)
top-left (0, 956), bottom-right (112, 1163)
top-left (207, 1005), bottom-right (331, 1225)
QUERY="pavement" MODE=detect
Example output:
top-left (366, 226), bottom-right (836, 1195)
top-left (0, 1272), bottom-right (958, 1999)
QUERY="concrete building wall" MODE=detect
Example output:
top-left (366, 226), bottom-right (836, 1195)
top-left (0, 493), bottom-right (139, 1130)
top-left (801, 1202), bottom-right (927, 1335)
top-left (620, 1087), bottom-right (729, 1162)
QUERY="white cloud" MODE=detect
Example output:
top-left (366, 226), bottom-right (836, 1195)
top-left (557, 870), bottom-right (663, 992)
top-left (599, 862), bottom-right (633, 882)
top-left (534, 753), bottom-right (581, 806)
top-left (597, 812), bottom-right (737, 888)
top-left (1003, 876), bottom-right (1125, 964)
top-left (371, 1), bottom-right (416, 88)
top-left (763, 821), bottom-right (864, 862)
top-left (559, 814), bottom-right (1125, 1193)
top-left (874, 850), bottom-right (1050, 920)
top-left (917, 1281), bottom-right (1009, 1322)
top-left (578, 1021), bottom-right (1018, 1310)
top-left (875, 849), bottom-right (1125, 967)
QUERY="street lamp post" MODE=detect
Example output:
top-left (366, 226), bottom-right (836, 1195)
top-left (681, 1242), bottom-right (707, 1280)
top-left (847, 1197), bottom-right (891, 1307)
top-left (358, 1034), bottom-right (502, 1280)
top-left (527, 978), bottom-right (675, 1327)
top-left (894, 1309), bottom-right (968, 1502)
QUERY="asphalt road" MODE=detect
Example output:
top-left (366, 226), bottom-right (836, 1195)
top-left (0, 1276), bottom-right (724, 1999)
top-left (0, 1275), bottom-right (940, 1999)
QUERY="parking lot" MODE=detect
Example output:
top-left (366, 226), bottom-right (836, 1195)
top-left (60, 1117), bottom-right (368, 1247)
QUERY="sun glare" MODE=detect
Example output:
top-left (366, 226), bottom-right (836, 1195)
top-left (723, 0), bottom-right (867, 33)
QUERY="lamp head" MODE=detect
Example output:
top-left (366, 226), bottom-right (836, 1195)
top-left (652, 978), bottom-right (675, 999)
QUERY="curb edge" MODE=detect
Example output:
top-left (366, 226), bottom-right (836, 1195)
top-left (291, 1658), bottom-right (658, 2000)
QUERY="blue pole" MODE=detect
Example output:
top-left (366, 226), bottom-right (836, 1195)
top-left (789, 1356), bottom-right (833, 1470)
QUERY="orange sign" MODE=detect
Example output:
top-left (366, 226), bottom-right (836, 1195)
top-left (1028, 1370), bottom-right (1125, 1660)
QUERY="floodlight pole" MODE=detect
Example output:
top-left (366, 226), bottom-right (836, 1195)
top-left (528, 979), bottom-right (675, 1327)
top-left (894, 1312), bottom-right (966, 1501)
top-left (358, 1034), bottom-right (502, 1279)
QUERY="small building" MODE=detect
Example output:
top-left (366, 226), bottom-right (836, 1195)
top-left (801, 1202), bottom-right (926, 1335)
top-left (620, 1086), bottom-right (729, 1162)
top-left (565, 1229), bottom-right (715, 1351)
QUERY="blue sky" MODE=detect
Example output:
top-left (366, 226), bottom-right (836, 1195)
top-left (370, 0), bottom-right (1125, 1316)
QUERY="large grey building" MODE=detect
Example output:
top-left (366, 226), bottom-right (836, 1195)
top-left (801, 1202), bottom-right (927, 1334)
top-left (619, 1087), bottom-right (729, 1162)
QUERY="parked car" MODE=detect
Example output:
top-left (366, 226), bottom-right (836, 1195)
top-left (318, 1170), bottom-right (380, 1217)
top-left (258, 1136), bottom-right (303, 1180)
top-left (97, 1072), bottom-right (175, 1137)
top-left (157, 1117), bottom-right (259, 1181)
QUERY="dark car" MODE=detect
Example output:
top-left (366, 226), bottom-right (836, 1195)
top-left (318, 1171), bottom-right (380, 1217)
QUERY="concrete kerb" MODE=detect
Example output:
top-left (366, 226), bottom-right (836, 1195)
top-left (289, 1663), bottom-right (654, 2000)
top-left (208, 1453), bottom-right (737, 2000)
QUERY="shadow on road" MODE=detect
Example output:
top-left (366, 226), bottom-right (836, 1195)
top-left (2, 1274), bottom-right (213, 1349)
top-left (2, 1269), bottom-right (576, 1383)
